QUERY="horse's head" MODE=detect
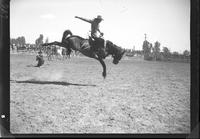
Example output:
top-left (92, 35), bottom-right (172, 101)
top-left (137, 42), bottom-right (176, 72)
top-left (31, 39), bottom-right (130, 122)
top-left (106, 41), bottom-right (125, 64)
top-left (112, 49), bottom-right (125, 64)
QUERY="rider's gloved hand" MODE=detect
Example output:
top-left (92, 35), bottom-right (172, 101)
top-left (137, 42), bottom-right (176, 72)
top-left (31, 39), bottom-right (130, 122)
top-left (100, 33), bottom-right (104, 36)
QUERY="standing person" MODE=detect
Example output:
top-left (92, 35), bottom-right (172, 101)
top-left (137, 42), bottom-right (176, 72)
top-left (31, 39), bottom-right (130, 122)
top-left (36, 51), bottom-right (44, 67)
top-left (75, 15), bottom-right (106, 58)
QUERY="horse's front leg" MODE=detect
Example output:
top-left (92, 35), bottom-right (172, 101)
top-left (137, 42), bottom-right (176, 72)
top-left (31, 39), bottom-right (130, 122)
top-left (97, 57), bottom-right (106, 78)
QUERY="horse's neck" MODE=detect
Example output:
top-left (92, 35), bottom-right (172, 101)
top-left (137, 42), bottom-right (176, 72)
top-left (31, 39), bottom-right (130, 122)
top-left (106, 42), bottom-right (119, 55)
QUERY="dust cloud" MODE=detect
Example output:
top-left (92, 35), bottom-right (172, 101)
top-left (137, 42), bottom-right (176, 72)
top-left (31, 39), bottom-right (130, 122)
top-left (31, 69), bottom-right (64, 81)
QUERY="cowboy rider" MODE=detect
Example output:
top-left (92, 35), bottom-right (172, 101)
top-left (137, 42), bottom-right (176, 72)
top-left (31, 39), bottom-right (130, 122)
top-left (75, 15), bottom-right (106, 58)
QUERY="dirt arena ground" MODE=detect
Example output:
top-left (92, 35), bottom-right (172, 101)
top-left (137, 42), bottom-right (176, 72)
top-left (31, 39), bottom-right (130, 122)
top-left (10, 53), bottom-right (190, 133)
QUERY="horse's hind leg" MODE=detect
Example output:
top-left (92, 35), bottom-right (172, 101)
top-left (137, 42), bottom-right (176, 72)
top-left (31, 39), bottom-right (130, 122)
top-left (43, 41), bottom-right (63, 47)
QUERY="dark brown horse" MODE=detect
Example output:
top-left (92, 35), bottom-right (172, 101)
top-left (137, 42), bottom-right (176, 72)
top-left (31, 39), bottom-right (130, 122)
top-left (42, 30), bottom-right (125, 78)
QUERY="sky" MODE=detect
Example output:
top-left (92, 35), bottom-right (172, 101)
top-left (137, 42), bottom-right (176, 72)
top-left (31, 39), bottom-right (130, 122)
top-left (10, 0), bottom-right (190, 53)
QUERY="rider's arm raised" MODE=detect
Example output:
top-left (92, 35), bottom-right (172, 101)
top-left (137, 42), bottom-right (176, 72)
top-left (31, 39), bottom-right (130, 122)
top-left (75, 16), bottom-right (92, 23)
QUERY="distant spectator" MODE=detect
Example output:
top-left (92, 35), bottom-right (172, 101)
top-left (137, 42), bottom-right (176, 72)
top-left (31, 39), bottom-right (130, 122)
top-left (36, 51), bottom-right (44, 67)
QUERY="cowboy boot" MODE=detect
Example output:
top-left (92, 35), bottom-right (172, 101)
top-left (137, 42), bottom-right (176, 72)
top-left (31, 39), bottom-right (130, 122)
top-left (89, 37), bottom-right (97, 51)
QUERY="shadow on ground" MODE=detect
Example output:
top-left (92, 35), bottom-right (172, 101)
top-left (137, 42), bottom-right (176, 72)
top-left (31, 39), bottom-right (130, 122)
top-left (10, 79), bottom-right (97, 87)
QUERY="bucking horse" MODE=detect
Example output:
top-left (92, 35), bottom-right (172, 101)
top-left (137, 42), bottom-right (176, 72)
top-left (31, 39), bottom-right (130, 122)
top-left (42, 30), bottom-right (125, 78)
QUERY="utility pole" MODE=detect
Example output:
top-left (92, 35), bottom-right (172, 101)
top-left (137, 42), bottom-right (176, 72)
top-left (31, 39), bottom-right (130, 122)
top-left (133, 45), bottom-right (135, 51)
top-left (144, 33), bottom-right (147, 41)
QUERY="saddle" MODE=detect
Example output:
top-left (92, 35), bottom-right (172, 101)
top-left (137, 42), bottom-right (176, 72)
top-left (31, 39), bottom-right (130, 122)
top-left (89, 36), bottom-right (105, 51)
top-left (89, 36), bottom-right (106, 58)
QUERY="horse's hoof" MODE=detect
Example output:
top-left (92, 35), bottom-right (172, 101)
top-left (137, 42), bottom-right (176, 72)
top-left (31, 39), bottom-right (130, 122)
top-left (102, 72), bottom-right (106, 79)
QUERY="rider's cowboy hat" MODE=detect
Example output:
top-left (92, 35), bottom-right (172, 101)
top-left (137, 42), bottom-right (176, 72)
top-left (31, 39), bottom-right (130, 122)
top-left (96, 15), bottom-right (103, 20)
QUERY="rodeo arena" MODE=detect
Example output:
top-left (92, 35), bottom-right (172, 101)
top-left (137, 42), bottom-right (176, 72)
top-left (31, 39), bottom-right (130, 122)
top-left (10, 29), bottom-right (190, 134)
top-left (7, 0), bottom-right (191, 133)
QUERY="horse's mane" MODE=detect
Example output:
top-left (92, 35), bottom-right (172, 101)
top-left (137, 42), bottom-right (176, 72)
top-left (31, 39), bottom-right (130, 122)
top-left (106, 40), bottom-right (122, 50)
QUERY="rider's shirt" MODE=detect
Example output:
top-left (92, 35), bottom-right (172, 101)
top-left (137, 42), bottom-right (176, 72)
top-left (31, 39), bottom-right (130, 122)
top-left (75, 17), bottom-right (101, 38)
top-left (91, 20), bottom-right (101, 38)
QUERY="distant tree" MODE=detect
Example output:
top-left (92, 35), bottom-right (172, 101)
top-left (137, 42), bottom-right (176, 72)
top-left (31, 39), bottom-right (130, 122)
top-left (10, 36), bottom-right (26, 51)
top-left (183, 50), bottom-right (190, 57)
top-left (152, 41), bottom-right (161, 60)
top-left (35, 34), bottom-right (44, 50)
top-left (45, 37), bottom-right (49, 43)
top-left (19, 36), bottom-right (26, 46)
top-left (162, 47), bottom-right (171, 59)
top-left (142, 40), bottom-right (153, 60)
top-left (182, 50), bottom-right (190, 62)
top-left (172, 51), bottom-right (180, 58)
top-left (10, 36), bottom-right (26, 48)
top-left (10, 38), bottom-right (17, 46)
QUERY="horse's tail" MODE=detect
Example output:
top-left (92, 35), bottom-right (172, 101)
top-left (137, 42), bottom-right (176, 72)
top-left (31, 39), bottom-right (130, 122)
top-left (62, 29), bottom-right (73, 42)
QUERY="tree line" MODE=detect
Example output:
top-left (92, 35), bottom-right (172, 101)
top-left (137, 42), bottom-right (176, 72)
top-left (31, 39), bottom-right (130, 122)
top-left (124, 40), bottom-right (190, 63)
top-left (10, 34), bottom-right (47, 51)
top-left (11, 35), bottom-right (190, 62)
top-left (10, 34), bottom-right (81, 56)
top-left (142, 40), bottom-right (190, 62)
